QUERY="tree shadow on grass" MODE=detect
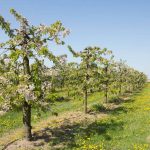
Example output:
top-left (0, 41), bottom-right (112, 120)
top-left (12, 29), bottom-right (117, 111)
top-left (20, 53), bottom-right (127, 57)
top-left (31, 94), bottom-right (135, 149)
top-left (107, 106), bottom-right (128, 115)
top-left (108, 97), bottom-right (135, 105)
top-left (107, 97), bottom-right (135, 115)
top-left (89, 103), bottom-right (129, 116)
top-left (32, 117), bottom-right (124, 149)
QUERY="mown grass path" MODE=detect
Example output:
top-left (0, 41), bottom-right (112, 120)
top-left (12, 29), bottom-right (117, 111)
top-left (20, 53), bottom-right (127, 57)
top-left (1, 84), bottom-right (150, 150)
top-left (0, 91), bottom-right (104, 137)
top-left (93, 83), bottom-right (150, 150)
top-left (0, 91), bottom-right (104, 149)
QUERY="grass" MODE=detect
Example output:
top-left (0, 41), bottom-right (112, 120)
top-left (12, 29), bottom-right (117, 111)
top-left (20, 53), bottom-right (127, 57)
top-left (1, 84), bottom-right (150, 149)
top-left (71, 84), bottom-right (150, 150)
top-left (0, 90), bottom-right (104, 136)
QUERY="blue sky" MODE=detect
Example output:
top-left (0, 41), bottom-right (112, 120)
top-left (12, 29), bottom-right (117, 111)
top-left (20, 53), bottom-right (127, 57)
top-left (0, 0), bottom-right (150, 77)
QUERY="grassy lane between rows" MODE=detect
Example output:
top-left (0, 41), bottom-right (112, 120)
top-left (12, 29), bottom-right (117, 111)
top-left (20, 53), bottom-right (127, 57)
top-left (0, 91), bottom-right (104, 136)
top-left (1, 84), bottom-right (150, 149)
top-left (73, 83), bottom-right (150, 150)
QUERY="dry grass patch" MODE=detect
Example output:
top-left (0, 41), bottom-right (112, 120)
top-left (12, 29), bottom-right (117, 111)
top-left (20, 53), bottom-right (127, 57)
top-left (1, 111), bottom-right (107, 150)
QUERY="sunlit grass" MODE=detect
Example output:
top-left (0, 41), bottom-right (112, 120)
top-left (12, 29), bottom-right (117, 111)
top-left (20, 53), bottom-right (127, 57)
top-left (1, 84), bottom-right (150, 149)
top-left (0, 90), bottom-right (104, 136)
top-left (71, 84), bottom-right (150, 150)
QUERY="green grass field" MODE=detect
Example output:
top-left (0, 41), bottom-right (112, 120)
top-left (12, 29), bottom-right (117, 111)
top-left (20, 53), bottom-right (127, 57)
top-left (71, 84), bottom-right (150, 150)
top-left (1, 84), bottom-right (150, 149)
top-left (0, 90), bottom-right (104, 136)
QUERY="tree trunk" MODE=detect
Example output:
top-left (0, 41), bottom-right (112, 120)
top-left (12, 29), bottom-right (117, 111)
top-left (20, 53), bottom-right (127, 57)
top-left (23, 56), bottom-right (32, 141)
top-left (119, 84), bottom-right (122, 95)
top-left (51, 74), bottom-right (55, 92)
top-left (84, 49), bottom-right (89, 114)
top-left (105, 66), bottom-right (108, 103)
top-left (23, 101), bottom-right (32, 141)
top-left (105, 85), bottom-right (108, 103)
top-left (84, 88), bottom-right (88, 114)
top-left (67, 89), bottom-right (70, 97)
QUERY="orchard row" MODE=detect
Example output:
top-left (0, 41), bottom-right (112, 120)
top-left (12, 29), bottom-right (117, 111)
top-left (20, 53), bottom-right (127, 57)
top-left (0, 9), bottom-right (147, 141)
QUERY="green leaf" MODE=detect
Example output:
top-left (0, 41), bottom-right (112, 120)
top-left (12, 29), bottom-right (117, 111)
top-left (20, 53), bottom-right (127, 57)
top-left (38, 46), bottom-right (49, 56)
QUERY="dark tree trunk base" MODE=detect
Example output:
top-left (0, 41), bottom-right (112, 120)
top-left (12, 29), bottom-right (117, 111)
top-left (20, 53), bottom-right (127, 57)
top-left (23, 101), bottom-right (32, 141)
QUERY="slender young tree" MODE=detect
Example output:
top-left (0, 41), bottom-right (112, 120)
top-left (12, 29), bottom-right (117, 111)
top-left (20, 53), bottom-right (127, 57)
top-left (98, 50), bottom-right (115, 103)
top-left (116, 60), bottom-right (127, 95)
top-left (69, 46), bottom-right (102, 113)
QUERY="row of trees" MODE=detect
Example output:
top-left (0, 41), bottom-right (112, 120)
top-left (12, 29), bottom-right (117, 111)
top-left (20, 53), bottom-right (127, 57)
top-left (0, 9), bottom-right (147, 141)
top-left (51, 46), bottom-right (147, 113)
